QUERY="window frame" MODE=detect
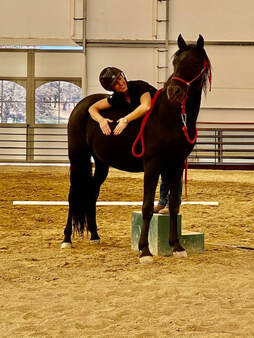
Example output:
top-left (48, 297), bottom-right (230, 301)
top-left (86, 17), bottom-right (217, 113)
top-left (34, 78), bottom-right (82, 125)
top-left (0, 77), bottom-right (27, 126)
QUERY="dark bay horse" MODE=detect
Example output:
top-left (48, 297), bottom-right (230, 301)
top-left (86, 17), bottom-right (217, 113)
top-left (61, 34), bottom-right (211, 263)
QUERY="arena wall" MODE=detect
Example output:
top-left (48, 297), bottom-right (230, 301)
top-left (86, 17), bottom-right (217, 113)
top-left (0, 0), bottom-right (253, 163)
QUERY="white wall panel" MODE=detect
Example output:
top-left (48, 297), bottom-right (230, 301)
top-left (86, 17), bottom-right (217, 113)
top-left (0, 0), bottom-right (254, 128)
top-left (168, 39), bottom-right (254, 93)
top-left (169, 0), bottom-right (254, 41)
top-left (35, 53), bottom-right (83, 77)
top-left (0, 52), bottom-right (27, 77)
top-left (201, 45), bottom-right (254, 108)
top-left (86, 0), bottom-right (154, 40)
top-left (205, 89), bottom-right (254, 109)
top-left (0, 0), bottom-right (75, 45)
top-left (198, 108), bottom-right (254, 123)
top-left (206, 46), bottom-right (254, 88)
top-left (86, 47), bottom-right (156, 95)
top-left (168, 42), bottom-right (254, 123)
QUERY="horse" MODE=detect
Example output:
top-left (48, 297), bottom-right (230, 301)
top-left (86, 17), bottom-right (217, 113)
top-left (61, 34), bottom-right (211, 263)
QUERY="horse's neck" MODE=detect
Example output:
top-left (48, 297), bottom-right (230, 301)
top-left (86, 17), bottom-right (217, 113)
top-left (186, 88), bottom-right (202, 127)
top-left (154, 89), bottom-right (202, 131)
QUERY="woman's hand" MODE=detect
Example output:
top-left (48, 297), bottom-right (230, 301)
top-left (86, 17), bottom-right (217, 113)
top-left (99, 118), bottom-right (113, 135)
top-left (113, 118), bottom-right (128, 135)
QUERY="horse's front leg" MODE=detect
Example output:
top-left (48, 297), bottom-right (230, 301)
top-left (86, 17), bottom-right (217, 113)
top-left (168, 173), bottom-right (187, 258)
top-left (139, 164), bottom-right (160, 264)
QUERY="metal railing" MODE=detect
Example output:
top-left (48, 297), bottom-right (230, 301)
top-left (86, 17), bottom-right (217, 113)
top-left (189, 128), bottom-right (254, 169)
top-left (0, 124), bottom-right (254, 169)
top-left (0, 124), bottom-right (68, 163)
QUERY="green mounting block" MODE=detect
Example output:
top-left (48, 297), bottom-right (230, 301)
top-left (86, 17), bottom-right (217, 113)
top-left (131, 211), bottom-right (204, 256)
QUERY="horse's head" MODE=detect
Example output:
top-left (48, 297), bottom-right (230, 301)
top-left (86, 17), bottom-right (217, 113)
top-left (166, 34), bottom-right (211, 103)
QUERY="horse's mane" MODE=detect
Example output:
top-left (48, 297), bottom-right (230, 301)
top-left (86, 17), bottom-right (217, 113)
top-left (171, 44), bottom-right (211, 95)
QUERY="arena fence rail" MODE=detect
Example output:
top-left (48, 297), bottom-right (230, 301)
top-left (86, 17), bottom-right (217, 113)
top-left (0, 124), bottom-right (253, 169)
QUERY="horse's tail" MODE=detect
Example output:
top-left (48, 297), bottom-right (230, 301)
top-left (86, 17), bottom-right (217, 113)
top-left (68, 149), bottom-right (93, 236)
top-left (67, 94), bottom-right (107, 236)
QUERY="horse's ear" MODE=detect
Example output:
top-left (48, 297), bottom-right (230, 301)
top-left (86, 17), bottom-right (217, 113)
top-left (197, 35), bottom-right (204, 49)
top-left (177, 34), bottom-right (187, 50)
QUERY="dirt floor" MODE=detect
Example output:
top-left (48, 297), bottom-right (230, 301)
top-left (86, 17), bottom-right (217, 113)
top-left (0, 165), bottom-right (253, 337)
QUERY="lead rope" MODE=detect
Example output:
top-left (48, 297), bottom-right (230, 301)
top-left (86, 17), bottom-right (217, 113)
top-left (131, 88), bottom-right (163, 158)
top-left (184, 157), bottom-right (188, 198)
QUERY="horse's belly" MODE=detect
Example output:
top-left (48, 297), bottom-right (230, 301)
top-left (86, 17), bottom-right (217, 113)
top-left (90, 134), bottom-right (143, 172)
top-left (94, 147), bottom-right (144, 172)
top-left (108, 158), bottom-right (143, 172)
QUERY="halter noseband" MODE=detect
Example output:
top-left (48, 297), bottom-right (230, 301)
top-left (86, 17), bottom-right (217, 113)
top-left (170, 59), bottom-right (211, 144)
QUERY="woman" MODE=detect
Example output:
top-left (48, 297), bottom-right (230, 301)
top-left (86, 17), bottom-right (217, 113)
top-left (89, 67), bottom-right (182, 213)
top-left (88, 67), bottom-right (157, 135)
top-left (154, 175), bottom-right (183, 214)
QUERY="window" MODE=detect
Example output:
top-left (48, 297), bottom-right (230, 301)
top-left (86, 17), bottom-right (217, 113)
top-left (0, 80), bottom-right (26, 123)
top-left (35, 81), bottom-right (82, 124)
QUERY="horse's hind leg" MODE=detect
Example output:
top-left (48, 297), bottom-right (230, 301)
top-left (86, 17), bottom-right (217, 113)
top-left (62, 151), bottom-right (93, 248)
top-left (87, 159), bottom-right (109, 243)
top-left (62, 183), bottom-right (80, 248)
top-left (61, 207), bottom-right (73, 248)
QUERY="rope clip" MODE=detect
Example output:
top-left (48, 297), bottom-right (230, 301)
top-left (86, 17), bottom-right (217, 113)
top-left (181, 113), bottom-right (187, 126)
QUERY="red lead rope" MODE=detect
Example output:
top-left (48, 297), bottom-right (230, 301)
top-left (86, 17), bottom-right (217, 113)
top-left (131, 88), bottom-right (163, 158)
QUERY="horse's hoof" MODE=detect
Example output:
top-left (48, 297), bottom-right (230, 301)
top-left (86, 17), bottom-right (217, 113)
top-left (173, 250), bottom-right (187, 258)
top-left (90, 239), bottom-right (101, 245)
top-left (61, 242), bottom-right (72, 249)
top-left (139, 255), bottom-right (153, 264)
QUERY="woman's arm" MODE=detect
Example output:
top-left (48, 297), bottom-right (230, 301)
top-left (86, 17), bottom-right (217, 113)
top-left (88, 98), bottom-right (113, 135)
top-left (113, 92), bottom-right (152, 135)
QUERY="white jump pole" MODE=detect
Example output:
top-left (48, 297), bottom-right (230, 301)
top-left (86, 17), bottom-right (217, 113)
top-left (13, 201), bottom-right (219, 206)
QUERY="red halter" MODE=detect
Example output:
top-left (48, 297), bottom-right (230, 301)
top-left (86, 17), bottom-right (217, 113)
top-left (171, 59), bottom-right (212, 144)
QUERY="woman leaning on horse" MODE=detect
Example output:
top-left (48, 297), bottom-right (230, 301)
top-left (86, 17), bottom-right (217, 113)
top-left (89, 66), bottom-right (183, 212)
top-left (88, 67), bottom-right (157, 135)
